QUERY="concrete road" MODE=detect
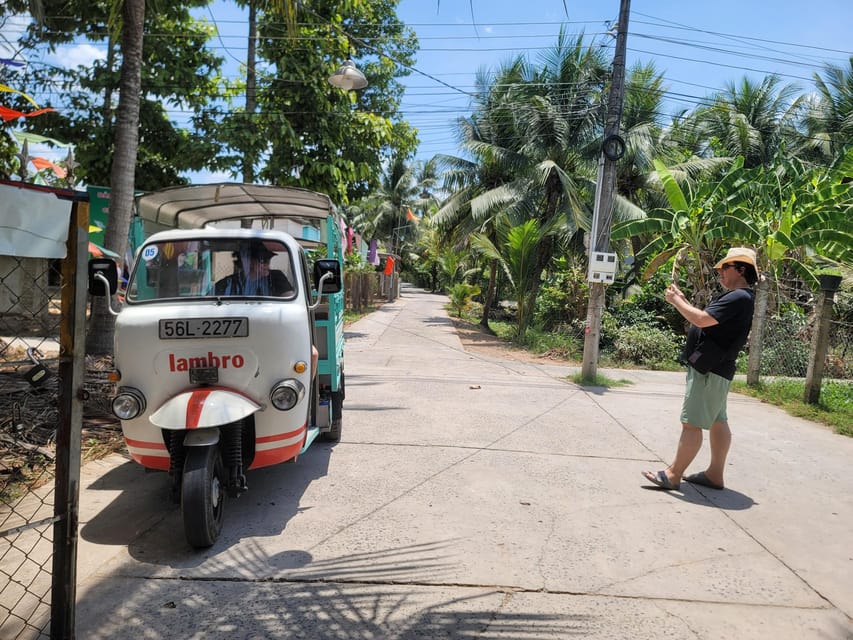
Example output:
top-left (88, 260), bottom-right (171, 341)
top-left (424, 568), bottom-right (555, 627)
top-left (73, 286), bottom-right (853, 639)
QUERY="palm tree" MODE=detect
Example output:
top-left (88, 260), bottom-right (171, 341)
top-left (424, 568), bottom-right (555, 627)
top-left (699, 75), bottom-right (804, 168)
top-left (437, 33), bottom-right (613, 331)
top-left (511, 30), bottom-right (611, 300)
top-left (801, 57), bottom-right (853, 163)
top-left (350, 154), bottom-right (421, 258)
top-left (472, 217), bottom-right (558, 336)
top-left (433, 58), bottom-right (534, 329)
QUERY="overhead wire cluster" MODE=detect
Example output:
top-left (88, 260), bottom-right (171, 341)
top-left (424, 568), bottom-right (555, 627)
top-left (2, 9), bottom-right (850, 158)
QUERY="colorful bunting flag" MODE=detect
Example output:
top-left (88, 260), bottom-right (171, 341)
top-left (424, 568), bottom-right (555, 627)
top-left (0, 83), bottom-right (40, 107)
top-left (0, 105), bottom-right (56, 122)
top-left (406, 207), bottom-right (419, 224)
top-left (11, 130), bottom-right (73, 148)
top-left (31, 157), bottom-right (67, 179)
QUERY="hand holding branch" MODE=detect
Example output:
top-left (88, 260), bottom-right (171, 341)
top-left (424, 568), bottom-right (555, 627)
top-left (664, 283), bottom-right (686, 306)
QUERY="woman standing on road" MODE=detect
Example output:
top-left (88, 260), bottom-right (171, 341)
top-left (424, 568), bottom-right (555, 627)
top-left (642, 247), bottom-right (758, 491)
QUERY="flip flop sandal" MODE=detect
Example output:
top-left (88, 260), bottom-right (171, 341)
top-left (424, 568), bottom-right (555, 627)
top-left (642, 469), bottom-right (680, 490)
top-left (684, 472), bottom-right (724, 490)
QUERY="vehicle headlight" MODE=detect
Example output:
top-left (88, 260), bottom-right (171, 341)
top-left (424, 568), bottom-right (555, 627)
top-left (112, 387), bottom-right (146, 420)
top-left (270, 379), bottom-right (305, 411)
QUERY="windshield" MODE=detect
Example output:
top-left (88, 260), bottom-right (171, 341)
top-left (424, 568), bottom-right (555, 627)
top-left (126, 238), bottom-right (297, 302)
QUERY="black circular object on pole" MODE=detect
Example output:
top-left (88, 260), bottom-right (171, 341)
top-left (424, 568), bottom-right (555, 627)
top-left (602, 134), bottom-right (626, 160)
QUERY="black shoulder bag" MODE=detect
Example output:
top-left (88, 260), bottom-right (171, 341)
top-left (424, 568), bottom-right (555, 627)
top-left (687, 333), bottom-right (729, 375)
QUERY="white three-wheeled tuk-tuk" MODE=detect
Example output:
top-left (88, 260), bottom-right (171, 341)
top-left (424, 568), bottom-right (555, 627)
top-left (89, 184), bottom-right (346, 548)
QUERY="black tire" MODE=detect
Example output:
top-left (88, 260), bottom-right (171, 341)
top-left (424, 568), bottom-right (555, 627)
top-left (323, 373), bottom-right (344, 442)
top-left (181, 445), bottom-right (225, 548)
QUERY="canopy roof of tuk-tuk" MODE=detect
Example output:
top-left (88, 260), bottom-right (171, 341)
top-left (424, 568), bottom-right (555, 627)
top-left (135, 183), bottom-right (334, 229)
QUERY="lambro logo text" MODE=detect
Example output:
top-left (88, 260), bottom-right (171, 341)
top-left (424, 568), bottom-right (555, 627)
top-left (168, 352), bottom-right (245, 371)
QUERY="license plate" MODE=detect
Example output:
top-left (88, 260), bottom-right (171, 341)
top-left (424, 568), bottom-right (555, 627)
top-left (159, 317), bottom-right (249, 339)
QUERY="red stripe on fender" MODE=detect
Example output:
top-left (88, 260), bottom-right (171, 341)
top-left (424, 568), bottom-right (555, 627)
top-left (256, 423), bottom-right (306, 444)
top-left (186, 388), bottom-right (214, 429)
top-left (125, 437), bottom-right (167, 451)
top-left (130, 452), bottom-right (170, 471)
top-left (250, 443), bottom-right (301, 469)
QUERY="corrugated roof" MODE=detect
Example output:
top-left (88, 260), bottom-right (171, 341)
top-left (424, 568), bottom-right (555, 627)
top-left (135, 183), bottom-right (334, 228)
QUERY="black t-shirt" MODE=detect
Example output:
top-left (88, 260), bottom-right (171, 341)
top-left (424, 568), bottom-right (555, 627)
top-left (682, 287), bottom-right (755, 379)
top-left (215, 270), bottom-right (292, 296)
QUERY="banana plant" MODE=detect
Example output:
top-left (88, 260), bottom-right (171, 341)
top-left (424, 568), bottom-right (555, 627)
top-left (714, 147), bottom-right (853, 288)
top-left (612, 157), bottom-right (750, 306)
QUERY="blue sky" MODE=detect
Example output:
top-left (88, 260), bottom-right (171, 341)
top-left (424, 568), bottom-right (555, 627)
top-left (396, 0), bottom-right (853, 162)
top-left (2, 1), bottom-right (851, 179)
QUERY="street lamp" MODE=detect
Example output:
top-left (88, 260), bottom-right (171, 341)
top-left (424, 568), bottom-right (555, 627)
top-left (328, 57), bottom-right (368, 91)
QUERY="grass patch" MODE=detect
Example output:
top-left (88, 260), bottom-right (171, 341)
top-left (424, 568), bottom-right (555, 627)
top-left (731, 378), bottom-right (853, 437)
top-left (344, 305), bottom-right (380, 325)
top-left (569, 372), bottom-right (633, 388)
top-left (474, 319), bottom-right (582, 361)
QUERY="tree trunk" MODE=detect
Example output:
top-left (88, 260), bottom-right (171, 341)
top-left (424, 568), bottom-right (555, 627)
top-left (86, 0), bottom-right (145, 356)
top-left (746, 276), bottom-right (770, 386)
top-left (479, 258), bottom-right (497, 331)
top-left (242, 1), bottom-right (257, 184)
top-left (101, 34), bottom-right (115, 134)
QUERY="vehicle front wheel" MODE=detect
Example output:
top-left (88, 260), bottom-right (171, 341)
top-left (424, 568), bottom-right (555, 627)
top-left (322, 373), bottom-right (344, 442)
top-left (181, 445), bottom-right (225, 548)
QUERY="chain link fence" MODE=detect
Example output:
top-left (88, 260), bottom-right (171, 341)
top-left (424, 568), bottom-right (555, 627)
top-left (1, 255), bottom-right (62, 639)
top-left (1, 187), bottom-right (91, 640)
top-left (756, 276), bottom-right (852, 380)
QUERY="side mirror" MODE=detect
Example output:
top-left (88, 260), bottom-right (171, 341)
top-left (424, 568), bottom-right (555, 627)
top-left (313, 259), bottom-right (342, 294)
top-left (88, 258), bottom-right (118, 296)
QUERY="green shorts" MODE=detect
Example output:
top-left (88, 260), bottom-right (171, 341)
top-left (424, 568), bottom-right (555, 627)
top-left (680, 366), bottom-right (731, 429)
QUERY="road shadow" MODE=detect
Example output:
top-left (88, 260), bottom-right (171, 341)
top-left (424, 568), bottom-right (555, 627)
top-left (640, 483), bottom-right (756, 510)
top-left (80, 442), bottom-right (333, 565)
top-left (75, 540), bottom-right (594, 639)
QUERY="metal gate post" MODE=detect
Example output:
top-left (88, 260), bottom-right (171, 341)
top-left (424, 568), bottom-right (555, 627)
top-left (51, 196), bottom-right (89, 639)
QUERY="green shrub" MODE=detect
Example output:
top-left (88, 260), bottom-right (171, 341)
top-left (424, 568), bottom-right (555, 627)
top-left (610, 325), bottom-right (681, 368)
top-left (534, 258), bottom-right (589, 330)
top-left (517, 326), bottom-right (582, 359)
top-left (448, 283), bottom-right (481, 317)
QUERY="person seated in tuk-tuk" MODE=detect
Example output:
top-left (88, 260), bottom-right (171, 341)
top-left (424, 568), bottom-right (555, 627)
top-left (215, 242), bottom-right (293, 296)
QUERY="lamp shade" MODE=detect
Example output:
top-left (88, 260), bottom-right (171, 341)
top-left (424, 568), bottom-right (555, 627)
top-left (328, 58), bottom-right (368, 91)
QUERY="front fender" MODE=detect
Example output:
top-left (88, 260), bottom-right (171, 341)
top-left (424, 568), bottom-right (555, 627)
top-left (150, 387), bottom-right (262, 429)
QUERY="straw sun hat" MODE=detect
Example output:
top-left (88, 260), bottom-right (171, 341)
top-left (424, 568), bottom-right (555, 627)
top-left (714, 247), bottom-right (757, 270)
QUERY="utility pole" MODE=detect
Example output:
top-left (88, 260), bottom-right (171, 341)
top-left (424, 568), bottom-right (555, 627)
top-left (581, 0), bottom-right (631, 380)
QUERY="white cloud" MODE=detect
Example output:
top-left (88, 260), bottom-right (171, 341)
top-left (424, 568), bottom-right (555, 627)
top-left (48, 43), bottom-right (106, 69)
top-left (0, 13), bottom-right (28, 58)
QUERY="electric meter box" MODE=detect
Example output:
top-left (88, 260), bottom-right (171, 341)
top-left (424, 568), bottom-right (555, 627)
top-left (587, 251), bottom-right (618, 284)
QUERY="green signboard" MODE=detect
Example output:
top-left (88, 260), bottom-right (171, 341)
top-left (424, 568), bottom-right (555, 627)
top-left (87, 185), bottom-right (110, 243)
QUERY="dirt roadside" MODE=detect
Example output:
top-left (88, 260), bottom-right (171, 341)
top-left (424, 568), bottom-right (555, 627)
top-left (450, 317), bottom-right (575, 365)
